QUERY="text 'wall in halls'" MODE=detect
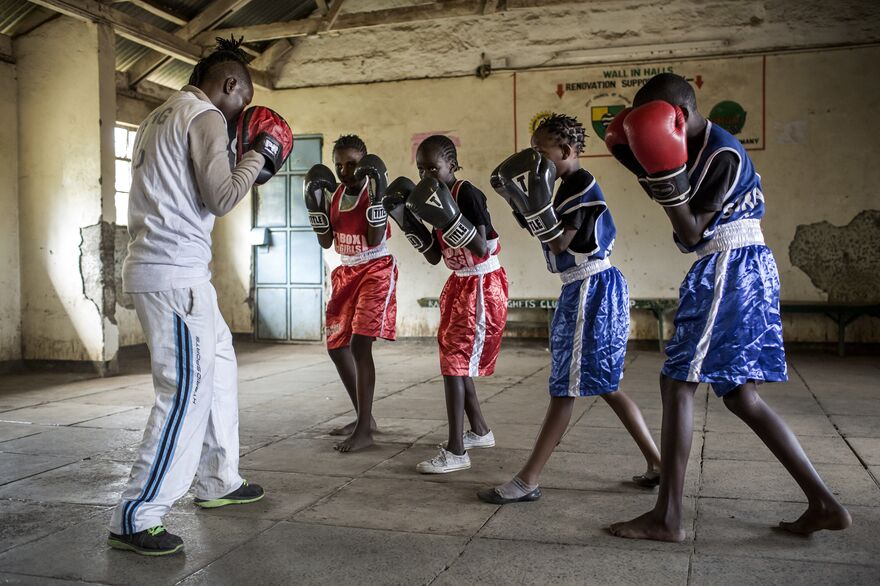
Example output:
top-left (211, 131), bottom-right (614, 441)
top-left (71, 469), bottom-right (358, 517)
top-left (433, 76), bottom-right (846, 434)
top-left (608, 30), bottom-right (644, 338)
top-left (514, 55), bottom-right (765, 156)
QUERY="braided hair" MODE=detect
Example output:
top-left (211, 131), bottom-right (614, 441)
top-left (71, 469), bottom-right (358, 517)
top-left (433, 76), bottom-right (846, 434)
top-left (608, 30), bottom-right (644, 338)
top-left (417, 134), bottom-right (460, 171)
top-left (333, 134), bottom-right (368, 156)
top-left (534, 113), bottom-right (587, 155)
top-left (188, 36), bottom-right (251, 87)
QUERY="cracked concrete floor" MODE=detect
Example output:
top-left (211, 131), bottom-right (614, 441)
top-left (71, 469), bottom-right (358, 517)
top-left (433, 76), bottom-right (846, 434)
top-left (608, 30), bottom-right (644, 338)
top-left (0, 340), bottom-right (878, 585)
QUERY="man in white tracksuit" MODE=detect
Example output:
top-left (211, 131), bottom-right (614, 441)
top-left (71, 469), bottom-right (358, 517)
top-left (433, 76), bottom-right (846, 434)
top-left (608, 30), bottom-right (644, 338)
top-left (108, 39), bottom-right (270, 556)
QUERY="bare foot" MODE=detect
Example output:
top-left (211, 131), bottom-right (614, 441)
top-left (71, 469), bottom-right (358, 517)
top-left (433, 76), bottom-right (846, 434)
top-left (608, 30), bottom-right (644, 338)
top-left (608, 511), bottom-right (686, 542)
top-left (329, 420), bottom-right (357, 436)
top-left (329, 418), bottom-right (378, 436)
top-left (334, 430), bottom-right (374, 453)
top-left (778, 503), bottom-right (852, 534)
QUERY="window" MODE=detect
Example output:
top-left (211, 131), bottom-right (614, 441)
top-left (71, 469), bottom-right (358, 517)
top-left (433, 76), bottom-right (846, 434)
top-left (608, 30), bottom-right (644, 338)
top-left (114, 125), bottom-right (138, 226)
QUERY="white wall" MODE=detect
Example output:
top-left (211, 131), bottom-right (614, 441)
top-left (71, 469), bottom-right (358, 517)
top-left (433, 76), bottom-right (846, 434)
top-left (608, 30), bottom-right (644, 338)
top-left (0, 60), bottom-right (21, 363)
top-left (208, 45), bottom-right (880, 342)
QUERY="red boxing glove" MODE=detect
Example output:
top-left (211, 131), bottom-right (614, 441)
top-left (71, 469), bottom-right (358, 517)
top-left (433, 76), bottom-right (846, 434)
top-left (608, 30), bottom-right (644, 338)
top-left (236, 106), bottom-right (293, 185)
top-left (604, 108), bottom-right (654, 200)
top-left (623, 101), bottom-right (691, 207)
top-left (604, 108), bottom-right (646, 177)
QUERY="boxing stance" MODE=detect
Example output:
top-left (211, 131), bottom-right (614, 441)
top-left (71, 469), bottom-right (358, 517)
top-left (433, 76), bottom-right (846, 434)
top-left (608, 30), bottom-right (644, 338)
top-left (607, 73), bottom-right (850, 541)
top-left (384, 135), bottom-right (506, 473)
top-left (304, 135), bottom-right (397, 453)
top-left (477, 114), bottom-right (661, 504)
top-left (109, 38), bottom-right (292, 556)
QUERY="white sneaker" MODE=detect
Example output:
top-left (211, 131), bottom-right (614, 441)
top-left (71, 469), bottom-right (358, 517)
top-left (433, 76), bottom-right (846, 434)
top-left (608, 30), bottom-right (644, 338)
top-left (442, 430), bottom-right (496, 451)
top-left (416, 446), bottom-right (471, 474)
top-left (463, 430), bottom-right (495, 449)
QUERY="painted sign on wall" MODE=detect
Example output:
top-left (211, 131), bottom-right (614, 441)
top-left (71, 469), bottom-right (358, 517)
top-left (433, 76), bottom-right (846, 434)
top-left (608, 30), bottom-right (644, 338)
top-left (514, 55), bottom-right (765, 156)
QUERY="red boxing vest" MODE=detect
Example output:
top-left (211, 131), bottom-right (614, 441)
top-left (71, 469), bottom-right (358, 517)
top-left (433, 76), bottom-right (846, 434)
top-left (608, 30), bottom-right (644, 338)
top-left (437, 180), bottom-right (500, 271)
top-left (330, 181), bottom-right (392, 257)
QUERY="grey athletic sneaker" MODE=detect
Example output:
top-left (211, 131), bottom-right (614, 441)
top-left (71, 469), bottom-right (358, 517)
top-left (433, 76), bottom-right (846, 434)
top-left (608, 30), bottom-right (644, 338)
top-left (108, 525), bottom-right (183, 556)
top-left (416, 446), bottom-right (471, 474)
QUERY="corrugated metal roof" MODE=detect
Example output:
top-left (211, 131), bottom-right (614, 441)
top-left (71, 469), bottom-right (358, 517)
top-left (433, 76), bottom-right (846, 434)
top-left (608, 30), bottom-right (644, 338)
top-left (116, 37), bottom-right (153, 72)
top-left (150, 0), bottom-right (215, 21)
top-left (222, 0), bottom-right (316, 53)
top-left (146, 57), bottom-right (192, 89)
top-left (0, 0), bottom-right (36, 35)
top-left (219, 0), bottom-right (315, 29)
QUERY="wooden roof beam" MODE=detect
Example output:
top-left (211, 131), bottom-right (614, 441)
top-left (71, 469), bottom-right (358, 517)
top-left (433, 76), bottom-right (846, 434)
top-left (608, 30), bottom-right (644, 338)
top-left (30, 0), bottom-right (204, 63)
top-left (126, 0), bottom-right (257, 87)
top-left (113, 0), bottom-right (187, 27)
top-left (194, 0), bottom-right (482, 45)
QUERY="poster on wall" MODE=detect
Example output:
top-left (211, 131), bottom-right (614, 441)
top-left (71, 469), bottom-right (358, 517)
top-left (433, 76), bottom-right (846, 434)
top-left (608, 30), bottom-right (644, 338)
top-left (514, 55), bottom-right (765, 156)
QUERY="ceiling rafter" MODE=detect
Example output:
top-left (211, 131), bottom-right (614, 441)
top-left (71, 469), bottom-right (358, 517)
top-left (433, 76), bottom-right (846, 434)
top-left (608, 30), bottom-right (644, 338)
top-left (193, 0), bottom-right (484, 46)
top-left (126, 0), bottom-right (257, 88)
top-left (112, 0), bottom-right (187, 26)
top-left (30, 0), bottom-right (206, 62)
top-left (322, 0), bottom-right (344, 32)
top-left (29, 0), bottom-right (272, 89)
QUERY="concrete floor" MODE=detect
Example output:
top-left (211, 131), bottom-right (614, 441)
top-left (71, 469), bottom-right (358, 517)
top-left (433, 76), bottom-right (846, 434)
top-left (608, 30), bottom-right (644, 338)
top-left (0, 340), bottom-right (878, 585)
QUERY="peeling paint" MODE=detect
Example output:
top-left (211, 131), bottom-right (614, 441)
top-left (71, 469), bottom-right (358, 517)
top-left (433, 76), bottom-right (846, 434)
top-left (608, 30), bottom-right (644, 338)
top-left (789, 210), bottom-right (880, 303)
top-left (79, 221), bottom-right (117, 324)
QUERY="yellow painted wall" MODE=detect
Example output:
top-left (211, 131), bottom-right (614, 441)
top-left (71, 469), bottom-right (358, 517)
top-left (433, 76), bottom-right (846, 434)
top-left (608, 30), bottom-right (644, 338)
top-left (15, 18), bottom-right (116, 362)
top-left (212, 46), bottom-right (880, 343)
top-left (0, 61), bottom-right (21, 362)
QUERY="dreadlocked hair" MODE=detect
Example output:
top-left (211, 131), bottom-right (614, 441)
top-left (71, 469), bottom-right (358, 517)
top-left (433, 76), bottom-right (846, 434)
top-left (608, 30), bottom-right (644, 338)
top-left (188, 36), bottom-right (251, 87)
top-left (418, 135), bottom-right (460, 171)
top-left (333, 134), bottom-right (368, 156)
top-left (535, 113), bottom-right (587, 155)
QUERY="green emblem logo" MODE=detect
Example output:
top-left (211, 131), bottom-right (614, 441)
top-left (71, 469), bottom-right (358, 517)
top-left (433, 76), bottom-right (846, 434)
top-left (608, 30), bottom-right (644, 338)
top-left (590, 105), bottom-right (625, 139)
top-left (709, 100), bottom-right (748, 135)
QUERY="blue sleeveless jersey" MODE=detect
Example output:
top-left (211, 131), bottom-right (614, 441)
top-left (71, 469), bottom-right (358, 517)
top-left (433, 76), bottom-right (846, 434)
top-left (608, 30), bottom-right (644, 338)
top-left (542, 169), bottom-right (616, 273)
top-left (684, 122), bottom-right (765, 251)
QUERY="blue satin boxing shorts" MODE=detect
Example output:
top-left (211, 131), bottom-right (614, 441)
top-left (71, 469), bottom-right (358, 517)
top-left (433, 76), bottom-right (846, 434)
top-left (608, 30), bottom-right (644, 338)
top-left (548, 265), bottom-right (629, 397)
top-left (662, 244), bottom-right (788, 396)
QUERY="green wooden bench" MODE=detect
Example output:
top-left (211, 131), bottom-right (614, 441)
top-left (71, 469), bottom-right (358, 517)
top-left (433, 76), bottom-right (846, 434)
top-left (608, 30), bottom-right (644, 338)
top-left (418, 297), bottom-right (559, 334)
top-left (637, 300), bottom-right (880, 357)
top-left (418, 297), bottom-right (674, 350)
top-left (779, 302), bottom-right (880, 356)
top-left (418, 297), bottom-right (880, 356)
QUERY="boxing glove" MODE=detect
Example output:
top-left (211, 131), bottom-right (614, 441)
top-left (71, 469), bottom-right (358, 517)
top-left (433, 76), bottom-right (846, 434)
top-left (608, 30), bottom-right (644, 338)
top-left (236, 106), bottom-right (293, 185)
top-left (511, 210), bottom-right (529, 231)
top-left (623, 101), bottom-right (691, 207)
top-left (383, 177), bottom-right (435, 253)
top-left (406, 177), bottom-right (477, 249)
top-left (604, 108), bottom-right (654, 199)
top-left (354, 154), bottom-right (389, 228)
top-left (304, 164), bottom-right (336, 234)
top-left (490, 148), bottom-right (563, 243)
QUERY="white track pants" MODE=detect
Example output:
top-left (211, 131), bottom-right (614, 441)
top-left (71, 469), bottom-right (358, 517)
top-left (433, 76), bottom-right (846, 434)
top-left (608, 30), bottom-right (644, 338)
top-left (109, 282), bottom-right (243, 534)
